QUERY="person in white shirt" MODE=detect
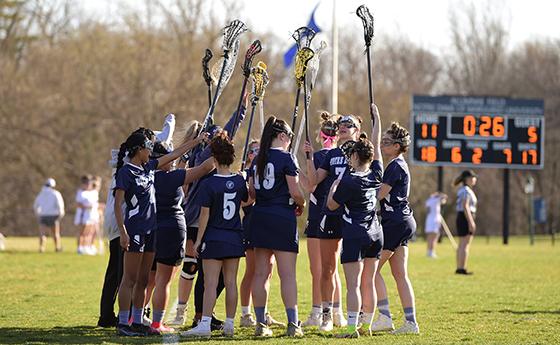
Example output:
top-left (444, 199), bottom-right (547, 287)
top-left (75, 175), bottom-right (93, 255)
top-left (424, 192), bottom-right (447, 258)
top-left (33, 178), bottom-right (65, 252)
top-left (453, 170), bottom-right (478, 275)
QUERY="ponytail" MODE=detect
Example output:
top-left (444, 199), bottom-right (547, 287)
top-left (112, 131), bottom-right (151, 195)
top-left (114, 142), bottom-right (128, 179)
top-left (256, 116), bottom-right (277, 179)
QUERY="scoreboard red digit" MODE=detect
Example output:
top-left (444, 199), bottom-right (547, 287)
top-left (411, 95), bottom-right (545, 170)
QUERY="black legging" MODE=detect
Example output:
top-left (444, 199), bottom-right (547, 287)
top-left (194, 257), bottom-right (225, 314)
top-left (98, 237), bottom-right (124, 322)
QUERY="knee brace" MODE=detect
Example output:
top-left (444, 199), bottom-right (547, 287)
top-left (181, 256), bottom-right (198, 280)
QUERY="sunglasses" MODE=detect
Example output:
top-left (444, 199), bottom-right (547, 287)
top-left (249, 147), bottom-right (259, 155)
top-left (380, 138), bottom-right (395, 146)
top-left (143, 139), bottom-right (154, 152)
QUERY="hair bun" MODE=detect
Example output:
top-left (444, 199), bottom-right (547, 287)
top-left (320, 111), bottom-right (330, 121)
top-left (359, 132), bottom-right (368, 140)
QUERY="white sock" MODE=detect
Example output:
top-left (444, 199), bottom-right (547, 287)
top-left (225, 317), bottom-right (234, 329)
top-left (334, 306), bottom-right (343, 314)
top-left (347, 311), bottom-right (359, 326)
top-left (199, 316), bottom-right (211, 330)
top-left (312, 306), bottom-right (322, 316)
top-left (241, 306), bottom-right (250, 316)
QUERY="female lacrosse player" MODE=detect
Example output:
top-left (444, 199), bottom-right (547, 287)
top-left (249, 116), bottom-right (306, 337)
top-left (301, 112), bottom-right (346, 328)
top-left (305, 113), bottom-right (362, 331)
top-left (425, 192), bottom-right (448, 258)
top-left (327, 125), bottom-right (383, 338)
top-left (453, 170), bottom-right (478, 275)
top-left (371, 122), bottom-right (419, 335)
top-left (113, 130), bottom-right (204, 336)
top-left (182, 132), bottom-right (248, 338)
top-left (149, 142), bottom-right (214, 334)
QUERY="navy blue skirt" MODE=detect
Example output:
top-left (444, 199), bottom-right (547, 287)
top-left (250, 208), bottom-right (299, 253)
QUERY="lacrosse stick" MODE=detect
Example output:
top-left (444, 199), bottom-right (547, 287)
top-left (294, 40), bottom-right (327, 154)
top-left (201, 20), bottom-right (248, 132)
top-left (232, 40), bottom-right (262, 137)
top-left (440, 215), bottom-right (458, 250)
top-left (258, 98), bottom-right (265, 134)
top-left (289, 27), bottom-right (316, 152)
top-left (356, 5), bottom-right (375, 126)
top-left (241, 61), bottom-right (269, 170)
top-left (202, 49), bottom-right (213, 108)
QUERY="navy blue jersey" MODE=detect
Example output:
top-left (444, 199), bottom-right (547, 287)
top-left (154, 169), bottom-right (186, 229)
top-left (319, 147), bottom-right (349, 215)
top-left (183, 107), bottom-right (246, 227)
top-left (380, 155), bottom-right (413, 221)
top-left (250, 148), bottom-right (299, 219)
top-left (333, 161), bottom-right (383, 240)
top-left (241, 168), bottom-right (253, 218)
top-left (115, 159), bottom-right (158, 234)
top-left (308, 149), bottom-right (331, 221)
top-left (199, 174), bottom-right (248, 242)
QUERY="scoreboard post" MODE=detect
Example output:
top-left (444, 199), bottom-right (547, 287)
top-left (410, 95), bottom-right (545, 244)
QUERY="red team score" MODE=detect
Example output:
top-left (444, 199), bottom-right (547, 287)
top-left (410, 95), bottom-right (545, 170)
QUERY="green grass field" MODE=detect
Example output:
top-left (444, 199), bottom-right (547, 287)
top-left (1, 236), bottom-right (559, 344)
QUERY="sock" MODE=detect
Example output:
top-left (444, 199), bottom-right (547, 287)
top-left (199, 316), bottom-right (212, 330)
top-left (333, 301), bottom-right (340, 309)
top-left (241, 306), bottom-right (250, 316)
top-left (312, 305), bottom-right (322, 316)
top-left (347, 311), bottom-right (358, 332)
top-left (404, 307), bottom-right (417, 324)
top-left (361, 312), bottom-right (374, 329)
top-left (378, 299), bottom-right (391, 318)
top-left (153, 310), bottom-right (164, 324)
top-left (118, 310), bottom-right (129, 325)
top-left (225, 317), bottom-right (234, 329)
top-left (255, 306), bottom-right (266, 324)
top-left (131, 307), bottom-right (143, 325)
top-left (286, 308), bottom-right (298, 324)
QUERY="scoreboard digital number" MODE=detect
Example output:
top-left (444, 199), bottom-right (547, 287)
top-left (411, 95), bottom-right (544, 170)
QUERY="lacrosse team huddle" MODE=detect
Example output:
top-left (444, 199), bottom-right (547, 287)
top-left (107, 7), bottom-right (420, 339)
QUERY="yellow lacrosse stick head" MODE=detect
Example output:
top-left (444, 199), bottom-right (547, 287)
top-left (294, 47), bottom-right (315, 87)
top-left (251, 61), bottom-right (269, 103)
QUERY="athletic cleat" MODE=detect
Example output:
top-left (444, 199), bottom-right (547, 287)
top-left (455, 268), bottom-right (473, 275)
top-left (222, 325), bottom-right (234, 337)
top-left (142, 308), bottom-right (152, 326)
top-left (254, 322), bottom-right (273, 337)
top-left (286, 321), bottom-right (304, 337)
top-left (211, 315), bottom-right (224, 331)
top-left (131, 322), bottom-right (148, 336)
top-left (370, 314), bottom-right (395, 332)
top-left (240, 313), bottom-right (257, 327)
top-left (392, 320), bottom-right (420, 334)
top-left (116, 323), bottom-right (145, 336)
top-left (150, 322), bottom-right (175, 334)
top-left (335, 330), bottom-right (360, 338)
top-left (319, 312), bottom-right (333, 332)
top-left (166, 314), bottom-right (185, 326)
top-left (302, 313), bottom-right (322, 327)
top-left (265, 312), bottom-right (285, 327)
top-left (358, 325), bottom-right (372, 336)
top-left (334, 312), bottom-right (347, 327)
top-left (97, 316), bottom-right (118, 328)
top-left (180, 324), bottom-right (211, 338)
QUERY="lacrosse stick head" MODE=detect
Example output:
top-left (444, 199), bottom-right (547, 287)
top-left (294, 47), bottom-right (315, 87)
top-left (223, 19), bottom-right (248, 53)
top-left (211, 39), bottom-right (240, 86)
top-left (251, 61), bottom-right (269, 104)
top-left (306, 40), bottom-right (328, 91)
top-left (292, 26), bottom-right (316, 49)
top-left (356, 5), bottom-right (374, 47)
top-left (202, 49), bottom-right (213, 86)
top-left (243, 40), bottom-right (262, 77)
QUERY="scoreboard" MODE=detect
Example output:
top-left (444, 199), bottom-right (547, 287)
top-left (410, 95), bottom-right (545, 170)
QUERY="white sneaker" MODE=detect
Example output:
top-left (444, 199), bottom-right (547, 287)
top-left (427, 251), bottom-right (438, 258)
top-left (333, 312), bottom-right (347, 327)
top-left (265, 312), bottom-right (285, 327)
top-left (166, 306), bottom-right (186, 326)
top-left (302, 313), bottom-right (322, 327)
top-left (142, 314), bottom-right (152, 327)
top-left (370, 314), bottom-right (394, 332)
top-left (319, 312), bottom-right (333, 332)
top-left (181, 324), bottom-right (211, 338)
top-left (240, 314), bottom-right (256, 327)
top-left (392, 320), bottom-right (419, 334)
top-left (223, 325), bottom-right (234, 337)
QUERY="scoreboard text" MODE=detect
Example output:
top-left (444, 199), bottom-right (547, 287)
top-left (411, 95), bottom-right (544, 170)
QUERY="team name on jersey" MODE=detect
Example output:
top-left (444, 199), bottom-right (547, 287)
top-left (330, 156), bottom-right (346, 166)
top-left (134, 172), bottom-right (154, 189)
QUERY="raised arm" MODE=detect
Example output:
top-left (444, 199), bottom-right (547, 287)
top-left (183, 158), bottom-right (215, 185)
top-left (157, 134), bottom-right (207, 168)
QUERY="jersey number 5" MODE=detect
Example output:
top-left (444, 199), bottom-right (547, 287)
top-left (223, 192), bottom-right (237, 220)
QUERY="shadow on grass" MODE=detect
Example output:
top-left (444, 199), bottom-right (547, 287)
top-left (457, 309), bottom-right (560, 315)
top-left (0, 325), bottom-right (342, 344)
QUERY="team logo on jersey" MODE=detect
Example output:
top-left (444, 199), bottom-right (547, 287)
top-left (226, 181), bottom-right (235, 190)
